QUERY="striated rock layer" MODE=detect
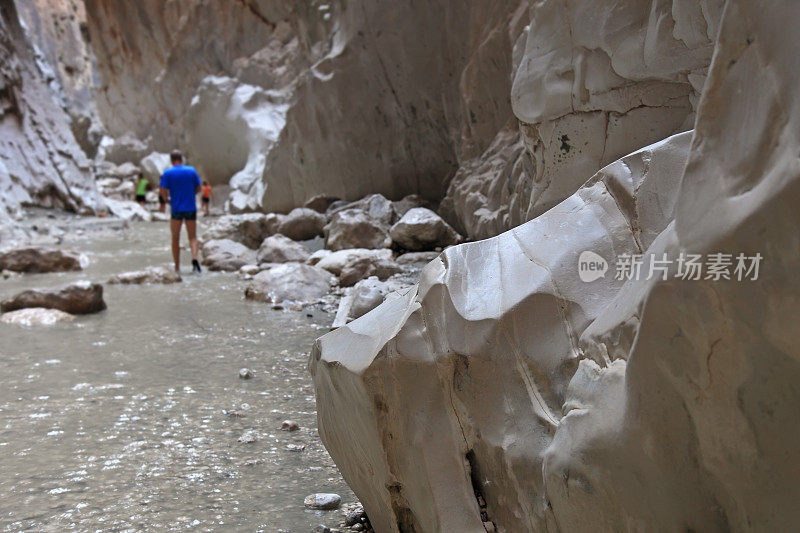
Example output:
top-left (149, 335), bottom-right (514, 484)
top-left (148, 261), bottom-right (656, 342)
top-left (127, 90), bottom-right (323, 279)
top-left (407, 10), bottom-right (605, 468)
top-left (309, 1), bottom-right (800, 531)
top-left (0, 0), bottom-right (101, 223)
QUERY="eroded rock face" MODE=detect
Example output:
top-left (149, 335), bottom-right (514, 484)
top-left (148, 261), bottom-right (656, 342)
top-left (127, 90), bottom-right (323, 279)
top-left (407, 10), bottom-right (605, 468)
top-left (244, 263), bottom-right (333, 304)
top-left (0, 1), bottom-right (101, 219)
top-left (442, 0), bottom-right (725, 239)
top-left (0, 247), bottom-right (84, 273)
top-left (1, 280), bottom-right (106, 315)
top-left (310, 1), bottom-right (800, 530)
top-left (108, 266), bottom-right (181, 285)
top-left (389, 207), bottom-right (462, 251)
top-left (83, 0), bottom-right (529, 213)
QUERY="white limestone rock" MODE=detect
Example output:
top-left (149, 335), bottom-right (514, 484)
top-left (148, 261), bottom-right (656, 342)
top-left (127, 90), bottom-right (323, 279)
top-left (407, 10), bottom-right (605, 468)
top-left (324, 209), bottom-right (392, 251)
top-left (256, 234), bottom-right (311, 264)
top-left (389, 207), bottom-right (462, 251)
top-left (103, 198), bottom-right (152, 222)
top-left (309, 1), bottom-right (800, 530)
top-left (244, 263), bottom-right (334, 304)
top-left (139, 152), bottom-right (171, 185)
top-left (108, 267), bottom-right (182, 285)
top-left (202, 214), bottom-right (279, 250)
top-left (315, 249), bottom-right (394, 277)
top-left (201, 239), bottom-right (257, 272)
top-left (1, 307), bottom-right (75, 326)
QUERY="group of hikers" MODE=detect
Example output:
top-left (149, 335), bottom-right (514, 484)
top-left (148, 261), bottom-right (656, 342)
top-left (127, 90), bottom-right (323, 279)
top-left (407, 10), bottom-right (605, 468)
top-left (135, 150), bottom-right (207, 274)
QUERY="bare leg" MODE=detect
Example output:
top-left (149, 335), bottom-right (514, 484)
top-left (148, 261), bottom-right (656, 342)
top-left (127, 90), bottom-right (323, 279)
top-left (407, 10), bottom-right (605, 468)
top-left (186, 219), bottom-right (199, 260)
top-left (170, 218), bottom-right (182, 271)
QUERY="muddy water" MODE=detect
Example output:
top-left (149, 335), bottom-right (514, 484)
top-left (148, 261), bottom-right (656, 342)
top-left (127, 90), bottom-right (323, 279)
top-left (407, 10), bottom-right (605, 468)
top-left (0, 216), bottom-right (354, 531)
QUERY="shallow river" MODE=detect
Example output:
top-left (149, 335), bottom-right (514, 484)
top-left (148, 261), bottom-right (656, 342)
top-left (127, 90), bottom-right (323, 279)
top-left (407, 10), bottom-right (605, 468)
top-left (0, 216), bottom-right (354, 531)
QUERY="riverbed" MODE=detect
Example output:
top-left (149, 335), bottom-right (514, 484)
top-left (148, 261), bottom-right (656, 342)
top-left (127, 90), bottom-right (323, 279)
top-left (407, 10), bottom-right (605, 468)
top-left (0, 215), bottom-right (355, 531)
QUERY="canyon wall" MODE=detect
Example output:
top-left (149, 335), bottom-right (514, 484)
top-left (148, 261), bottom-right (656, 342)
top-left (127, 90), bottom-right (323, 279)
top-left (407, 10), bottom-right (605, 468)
top-left (310, 0), bottom-right (800, 531)
top-left (83, 0), bottom-right (529, 214)
top-left (0, 0), bottom-right (101, 229)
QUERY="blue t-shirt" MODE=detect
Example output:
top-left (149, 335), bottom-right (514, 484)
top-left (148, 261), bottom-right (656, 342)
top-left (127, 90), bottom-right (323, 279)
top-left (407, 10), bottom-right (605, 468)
top-left (160, 165), bottom-right (201, 213)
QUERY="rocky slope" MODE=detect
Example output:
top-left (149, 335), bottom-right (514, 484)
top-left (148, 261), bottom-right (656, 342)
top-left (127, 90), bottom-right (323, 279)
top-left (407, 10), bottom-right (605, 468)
top-left (0, 0), bottom-right (101, 232)
top-left (310, 0), bottom-right (800, 531)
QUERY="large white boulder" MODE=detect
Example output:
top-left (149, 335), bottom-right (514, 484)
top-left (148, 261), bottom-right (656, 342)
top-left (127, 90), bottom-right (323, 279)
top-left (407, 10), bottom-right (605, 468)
top-left (244, 263), bottom-right (334, 304)
top-left (103, 198), bottom-right (152, 222)
top-left (389, 207), bottom-right (462, 251)
top-left (202, 213), bottom-right (281, 249)
top-left (201, 239), bottom-right (257, 271)
top-left (324, 209), bottom-right (392, 251)
top-left (256, 234), bottom-right (311, 264)
top-left (139, 152), bottom-right (171, 184)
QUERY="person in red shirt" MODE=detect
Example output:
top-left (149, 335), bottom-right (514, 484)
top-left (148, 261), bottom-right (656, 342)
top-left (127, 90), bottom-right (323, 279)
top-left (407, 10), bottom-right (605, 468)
top-left (201, 180), bottom-right (212, 216)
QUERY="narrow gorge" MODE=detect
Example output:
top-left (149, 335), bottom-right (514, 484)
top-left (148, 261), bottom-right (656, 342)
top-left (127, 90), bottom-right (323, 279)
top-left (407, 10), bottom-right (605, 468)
top-left (1, 0), bottom-right (798, 531)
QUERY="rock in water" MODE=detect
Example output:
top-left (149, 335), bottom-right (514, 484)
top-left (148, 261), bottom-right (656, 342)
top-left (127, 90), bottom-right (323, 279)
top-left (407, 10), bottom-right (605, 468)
top-left (276, 208), bottom-right (326, 241)
top-left (201, 239), bottom-right (257, 272)
top-left (238, 368), bottom-right (254, 379)
top-left (256, 234), bottom-right (311, 264)
top-left (244, 264), bottom-right (333, 304)
top-left (1, 281), bottom-right (106, 315)
top-left (1, 308), bottom-right (75, 326)
top-left (280, 420), bottom-right (299, 431)
top-left (389, 208), bottom-right (461, 251)
top-left (108, 266), bottom-right (181, 284)
top-left (103, 198), bottom-right (153, 222)
top-left (0, 247), bottom-right (84, 273)
top-left (304, 493), bottom-right (341, 510)
top-left (323, 209), bottom-right (392, 251)
top-left (202, 214), bottom-right (280, 250)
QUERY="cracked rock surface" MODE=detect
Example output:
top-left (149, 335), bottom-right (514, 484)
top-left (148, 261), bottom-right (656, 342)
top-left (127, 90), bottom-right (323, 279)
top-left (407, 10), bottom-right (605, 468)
top-left (309, 1), bottom-right (800, 530)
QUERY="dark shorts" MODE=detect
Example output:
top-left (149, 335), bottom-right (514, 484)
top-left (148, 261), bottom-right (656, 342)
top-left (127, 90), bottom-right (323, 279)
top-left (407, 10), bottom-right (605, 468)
top-left (202, 197), bottom-right (210, 203)
top-left (171, 211), bottom-right (197, 221)
top-left (135, 194), bottom-right (146, 202)
top-left (158, 194), bottom-right (166, 204)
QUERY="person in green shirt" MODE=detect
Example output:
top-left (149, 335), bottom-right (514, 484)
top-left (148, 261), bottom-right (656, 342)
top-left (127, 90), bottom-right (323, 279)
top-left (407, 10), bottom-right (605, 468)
top-left (135, 173), bottom-right (148, 207)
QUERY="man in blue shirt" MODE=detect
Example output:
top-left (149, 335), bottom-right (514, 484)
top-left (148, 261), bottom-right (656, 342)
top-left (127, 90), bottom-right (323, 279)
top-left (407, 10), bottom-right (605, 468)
top-left (159, 150), bottom-right (202, 273)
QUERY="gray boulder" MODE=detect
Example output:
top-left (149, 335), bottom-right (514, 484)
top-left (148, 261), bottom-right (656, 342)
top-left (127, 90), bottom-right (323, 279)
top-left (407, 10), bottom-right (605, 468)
top-left (1, 280), bottom-right (106, 314)
top-left (202, 213), bottom-right (280, 249)
top-left (389, 207), bottom-right (462, 251)
top-left (277, 208), bottom-right (326, 241)
top-left (244, 263), bottom-right (334, 304)
top-left (108, 266), bottom-right (182, 284)
top-left (201, 239), bottom-right (257, 271)
top-left (324, 209), bottom-right (392, 251)
top-left (304, 194), bottom-right (340, 213)
top-left (256, 234), bottom-right (311, 264)
top-left (339, 255), bottom-right (402, 287)
top-left (0, 247), bottom-right (84, 273)
top-left (0, 307), bottom-right (76, 326)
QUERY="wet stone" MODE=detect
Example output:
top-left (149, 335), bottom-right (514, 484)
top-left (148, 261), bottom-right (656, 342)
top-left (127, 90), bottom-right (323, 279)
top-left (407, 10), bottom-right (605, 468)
top-left (238, 368), bottom-right (254, 379)
top-left (281, 420), bottom-right (300, 431)
top-left (237, 430), bottom-right (258, 444)
top-left (304, 493), bottom-right (341, 510)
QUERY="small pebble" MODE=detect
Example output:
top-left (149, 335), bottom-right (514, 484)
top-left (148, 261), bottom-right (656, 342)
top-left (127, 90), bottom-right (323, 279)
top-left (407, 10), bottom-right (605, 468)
top-left (237, 430), bottom-right (258, 444)
top-left (239, 368), bottom-right (254, 379)
top-left (351, 524), bottom-right (364, 532)
top-left (287, 444), bottom-right (306, 452)
top-left (281, 420), bottom-right (300, 431)
top-left (304, 493), bottom-right (341, 510)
